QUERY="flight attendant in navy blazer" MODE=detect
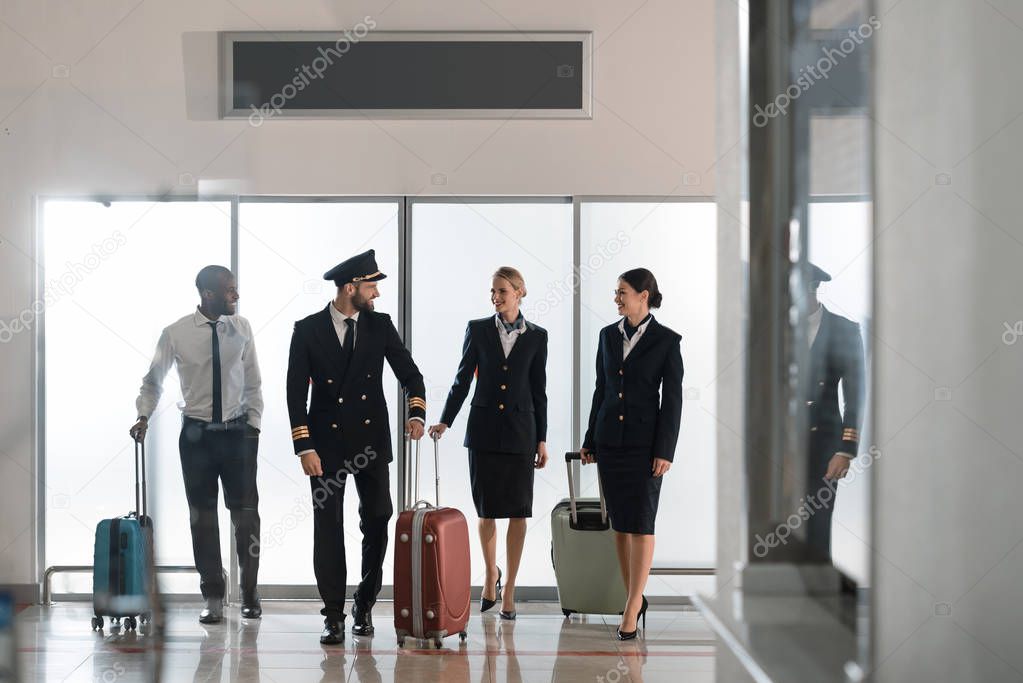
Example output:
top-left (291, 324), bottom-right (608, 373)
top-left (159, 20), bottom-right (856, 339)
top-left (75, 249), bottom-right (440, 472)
top-left (429, 266), bottom-right (549, 620)
top-left (579, 268), bottom-right (683, 641)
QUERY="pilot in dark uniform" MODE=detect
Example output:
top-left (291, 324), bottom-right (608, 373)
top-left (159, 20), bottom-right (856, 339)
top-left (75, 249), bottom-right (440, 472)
top-left (803, 263), bottom-right (865, 562)
top-left (286, 249), bottom-right (426, 644)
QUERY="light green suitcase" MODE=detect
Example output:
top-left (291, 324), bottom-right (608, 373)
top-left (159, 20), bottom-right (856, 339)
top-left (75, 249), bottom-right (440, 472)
top-left (550, 452), bottom-right (628, 617)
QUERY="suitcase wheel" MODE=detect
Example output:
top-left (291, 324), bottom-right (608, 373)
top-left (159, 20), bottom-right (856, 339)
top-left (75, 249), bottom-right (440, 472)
top-left (433, 638), bottom-right (443, 649)
top-left (562, 608), bottom-right (573, 618)
top-left (397, 636), bottom-right (405, 647)
top-left (459, 631), bottom-right (467, 644)
top-left (110, 617), bottom-right (121, 630)
top-left (124, 616), bottom-right (137, 631)
top-left (91, 616), bottom-right (103, 631)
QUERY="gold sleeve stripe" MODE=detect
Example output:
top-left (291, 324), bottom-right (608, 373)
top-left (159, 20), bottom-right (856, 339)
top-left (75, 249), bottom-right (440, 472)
top-left (291, 426), bottom-right (309, 434)
top-left (842, 429), bottom-right (859, 440)
top-left (408, 398), bottom-right (427, 407)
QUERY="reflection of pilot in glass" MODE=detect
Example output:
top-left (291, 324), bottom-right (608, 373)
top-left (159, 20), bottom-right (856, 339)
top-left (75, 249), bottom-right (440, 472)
top-left (804, 263), bottom-right (865, 562)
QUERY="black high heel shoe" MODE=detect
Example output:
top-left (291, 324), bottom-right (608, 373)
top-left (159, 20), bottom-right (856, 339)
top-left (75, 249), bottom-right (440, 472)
top-left (616, 596), bottom-right (648, 641)
top-left (480, 568), bottom-right (502, 613)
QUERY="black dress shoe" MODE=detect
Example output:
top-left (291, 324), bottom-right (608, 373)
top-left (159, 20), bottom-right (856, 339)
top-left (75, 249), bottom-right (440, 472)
top-left (480, 568), bottom-right (502, 613)
top-left (320, 618), bottom-right (344, 645)
top-left (351, 603), bottom-right (375, 636)
top-left (241, 592), bottom-right (262, 619)
top-left (199, 600), bottom-right (224, 624)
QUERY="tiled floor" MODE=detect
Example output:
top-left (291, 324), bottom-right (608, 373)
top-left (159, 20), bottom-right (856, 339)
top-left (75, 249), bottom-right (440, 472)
top-left (14, 601), bottom-right (716, 682)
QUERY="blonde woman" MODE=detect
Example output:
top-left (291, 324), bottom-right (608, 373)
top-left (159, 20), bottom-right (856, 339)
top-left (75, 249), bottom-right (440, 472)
top-left (429, 267), bottom-right (549, 620)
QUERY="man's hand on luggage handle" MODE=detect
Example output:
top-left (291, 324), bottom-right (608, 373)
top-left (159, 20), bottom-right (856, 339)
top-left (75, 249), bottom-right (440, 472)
top-left (428, 423), bottom-right (447, 440)
top-left (129, 417), bottom-right (148, 442)
top-left (535, 441), bottom-right (549, 469)
top-left (579, 447), bottom-right (594, 465)
top-left (300, 451), bottom-right (324, 477)
top-left (406, 420), bottom-right (425, 441)
top-left (652, 457), bottom-right (671, 477)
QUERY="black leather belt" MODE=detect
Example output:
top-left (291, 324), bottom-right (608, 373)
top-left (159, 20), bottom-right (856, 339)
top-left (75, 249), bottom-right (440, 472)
top-left (183, 415), bottom-right (248, 431)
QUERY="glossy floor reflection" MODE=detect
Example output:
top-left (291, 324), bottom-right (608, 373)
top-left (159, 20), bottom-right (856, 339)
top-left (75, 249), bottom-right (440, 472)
top-left (16, 601), bottom-right (715, 682)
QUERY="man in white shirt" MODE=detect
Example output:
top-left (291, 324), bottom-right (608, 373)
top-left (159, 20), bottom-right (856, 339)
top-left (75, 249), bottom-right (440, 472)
top-left (130, 265), bottom-right (264, 623)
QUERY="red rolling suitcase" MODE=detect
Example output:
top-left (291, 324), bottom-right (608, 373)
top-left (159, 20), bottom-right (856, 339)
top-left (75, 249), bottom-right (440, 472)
top-left (393, 436), bottom-right (471, 648)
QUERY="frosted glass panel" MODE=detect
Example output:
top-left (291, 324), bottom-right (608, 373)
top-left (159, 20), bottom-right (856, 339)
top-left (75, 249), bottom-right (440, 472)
top-left (410, 201), bottom-right (573, 588)
top-left (808, 200), bottom-right (872, 583)
top-left (579, 202), bottom-right (717, 575)
top-left (237, 200), bottom-right (401, 586)
top-left (43, 200), bottom-right (231, 594)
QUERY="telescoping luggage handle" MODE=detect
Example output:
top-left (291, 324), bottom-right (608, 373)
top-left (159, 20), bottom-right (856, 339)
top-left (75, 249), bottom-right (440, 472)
top-left (133, 438), bottom-right (148, 520)
top-left (403, 434), bottom-right (441, 511)
top-left (564, 452), bottom-right (607, 526)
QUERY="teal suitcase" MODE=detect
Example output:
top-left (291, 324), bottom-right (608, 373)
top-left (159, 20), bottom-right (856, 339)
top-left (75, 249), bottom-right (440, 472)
top-left (91, 439), bottom-right (152, 631)
top-left (551, 452), bottom-right (628, 617)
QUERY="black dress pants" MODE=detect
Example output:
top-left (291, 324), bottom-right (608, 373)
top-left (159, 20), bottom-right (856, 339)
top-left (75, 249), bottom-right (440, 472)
top-left (309, 463), bottom-right (393, 621)
top-left (805, 433), bottom-right (841, 562)
top-left (179, 418), bottom-right (261, 601)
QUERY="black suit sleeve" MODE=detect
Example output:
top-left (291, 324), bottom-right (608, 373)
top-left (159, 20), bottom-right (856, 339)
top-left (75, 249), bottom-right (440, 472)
top-left (382, 314), bottom-right (427, 422)
top-left (439, 322), bottom-right (478, 427)
top-left (653, 337), bottom-right (684, 462)
top-left (838, 322), bottom-right (865, 454)
top-left (286, 321), bottom-right (315, 455)
top-left (530, 329), bottom-right (548, 443)
top-left (582, 332), bottom-right (606, 450)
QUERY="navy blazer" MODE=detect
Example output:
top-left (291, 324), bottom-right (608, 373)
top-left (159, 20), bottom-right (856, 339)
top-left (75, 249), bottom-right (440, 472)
top-left (439, 316), bottom-right (548, 455)
top-left (807, 306), bottom-right (864, 458)
top-left (582, 317), bottom-right (684, 461)
top-left (286, 306), bottom-right (426, 471)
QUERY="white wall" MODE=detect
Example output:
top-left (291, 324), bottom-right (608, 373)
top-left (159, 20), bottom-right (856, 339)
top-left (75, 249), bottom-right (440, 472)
top-left (873, 0), bottom-right (1023, 679)
top-left (0, 0), bottom-right (716, 587)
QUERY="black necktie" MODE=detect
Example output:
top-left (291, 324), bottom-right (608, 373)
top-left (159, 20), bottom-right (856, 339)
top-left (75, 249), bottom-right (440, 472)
top-left (208, 322), bottom-right (222, 423)
top-left (341, 318), bottom-right (355, 375)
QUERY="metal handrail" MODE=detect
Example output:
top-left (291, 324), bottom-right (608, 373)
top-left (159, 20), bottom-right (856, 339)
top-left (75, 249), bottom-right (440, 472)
top-left (42, 565), bottom-right (228, 605)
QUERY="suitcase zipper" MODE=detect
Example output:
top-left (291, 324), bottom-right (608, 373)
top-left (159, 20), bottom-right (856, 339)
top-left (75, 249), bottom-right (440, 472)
top-left (411, 508), bottom-right (426, 638)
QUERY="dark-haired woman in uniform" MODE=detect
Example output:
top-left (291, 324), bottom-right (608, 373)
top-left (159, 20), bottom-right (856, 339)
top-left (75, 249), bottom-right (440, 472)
top-left (579, 268), bottom-right (683, 640)
top-left (429, 266), bottom-right (549, 620)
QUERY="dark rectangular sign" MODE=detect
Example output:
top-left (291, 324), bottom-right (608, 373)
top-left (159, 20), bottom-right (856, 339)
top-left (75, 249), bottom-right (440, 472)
top-left (224, 34), bottom-right (589, 118)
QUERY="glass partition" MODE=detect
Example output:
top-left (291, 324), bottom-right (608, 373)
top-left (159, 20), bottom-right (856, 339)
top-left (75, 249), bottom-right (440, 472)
top-left (43, 199), bottom-right (231, 594)
top-left (408, 200), bottom-right (573, 588)
top-left (579, 200), bottom-right (718, 589)
top-left (236, 199), bottom-right (401, 588)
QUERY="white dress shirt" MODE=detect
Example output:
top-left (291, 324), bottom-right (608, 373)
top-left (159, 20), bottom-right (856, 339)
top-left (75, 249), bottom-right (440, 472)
top-left (618, 314), bottom-right (654, 360)
top-left (136, 308), bottom-right (263, 429)
top-left (495, 313), bottom-right (527, 357)
top-left (329, 302), bottom-right (359, 347)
